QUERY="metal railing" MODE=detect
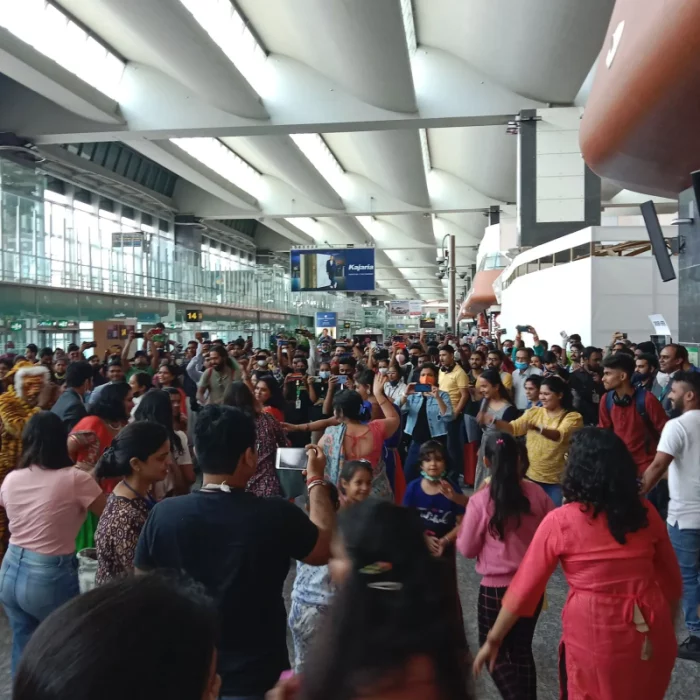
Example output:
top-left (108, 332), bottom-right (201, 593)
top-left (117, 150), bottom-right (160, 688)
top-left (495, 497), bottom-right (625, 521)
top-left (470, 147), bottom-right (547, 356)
top-left (0, 250), bottom-right (364, 321)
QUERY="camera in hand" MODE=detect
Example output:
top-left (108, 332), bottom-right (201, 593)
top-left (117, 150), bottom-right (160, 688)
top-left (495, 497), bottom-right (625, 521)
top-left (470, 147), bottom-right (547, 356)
top-left (415, 384), bottom-right (431, 393)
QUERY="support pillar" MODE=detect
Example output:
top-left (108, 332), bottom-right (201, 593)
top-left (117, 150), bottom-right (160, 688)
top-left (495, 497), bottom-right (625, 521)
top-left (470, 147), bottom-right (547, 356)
top-left (517, 107), bottom-right (601, 247)
top-left (448, 234), bottom-right (456, 334)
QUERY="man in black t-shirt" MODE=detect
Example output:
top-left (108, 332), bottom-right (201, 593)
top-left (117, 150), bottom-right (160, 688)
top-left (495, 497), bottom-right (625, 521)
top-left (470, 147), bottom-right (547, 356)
top-left (135, 405), bottom-right (335, 699)
top-left (569, 346), bottom-right (604, 425)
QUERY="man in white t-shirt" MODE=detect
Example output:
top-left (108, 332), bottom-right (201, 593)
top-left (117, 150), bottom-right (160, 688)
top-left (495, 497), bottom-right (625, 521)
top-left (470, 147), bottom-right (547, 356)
top-left (642, 370), bottom-right (700, 662)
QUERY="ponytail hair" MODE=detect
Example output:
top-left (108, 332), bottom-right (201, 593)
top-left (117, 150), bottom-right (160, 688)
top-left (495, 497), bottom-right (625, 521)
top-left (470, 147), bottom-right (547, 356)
top-left (479, 368), bottom-right (511, 402)
top-left (484, 431), bottom-right (531, 540)
top-left (95, 422), bottom-right (169, 479)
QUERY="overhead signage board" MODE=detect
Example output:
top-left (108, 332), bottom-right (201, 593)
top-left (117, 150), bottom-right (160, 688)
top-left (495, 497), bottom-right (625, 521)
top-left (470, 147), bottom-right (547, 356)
top-left (38, 320), bottom-right (78, 330)
top-left (186, 309), bottom-right (204, 323)
top-left (315, 312), bottom-right (337, 328)
top-left (290, 248), bottom-right (375, 292)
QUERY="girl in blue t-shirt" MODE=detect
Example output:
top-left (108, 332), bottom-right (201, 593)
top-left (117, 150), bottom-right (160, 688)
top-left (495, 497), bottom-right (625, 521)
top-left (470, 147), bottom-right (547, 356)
top-left (402, 440), bottom-right (467, 557)
top-left (289, 461), bottom-right (373, 671)
top-left (402, 440), bottom-right (468, 648)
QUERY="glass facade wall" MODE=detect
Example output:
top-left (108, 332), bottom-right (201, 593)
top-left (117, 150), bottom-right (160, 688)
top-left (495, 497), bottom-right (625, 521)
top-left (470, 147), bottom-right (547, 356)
top-left (0, 160), bottom-right (363, 321)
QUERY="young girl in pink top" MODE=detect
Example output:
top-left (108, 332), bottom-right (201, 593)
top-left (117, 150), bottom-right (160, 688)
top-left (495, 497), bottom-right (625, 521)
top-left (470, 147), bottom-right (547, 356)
top-left (457, 431), bottom-right (554, 700)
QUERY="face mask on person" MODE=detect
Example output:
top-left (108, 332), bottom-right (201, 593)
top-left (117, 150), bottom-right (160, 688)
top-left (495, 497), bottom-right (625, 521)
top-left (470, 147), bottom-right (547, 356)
top-left (396, 355), bottom-right (407, 366)
top-left (419, 375), bottom-right (436, 386)
top-left (514, 361), bottom-right (529, 371)
top-left (378, 367), bottom-right (388, 376)
top-left (257, 359), bottom-right (267, 368)
top-left (319, 370), bottom-right (330, 380)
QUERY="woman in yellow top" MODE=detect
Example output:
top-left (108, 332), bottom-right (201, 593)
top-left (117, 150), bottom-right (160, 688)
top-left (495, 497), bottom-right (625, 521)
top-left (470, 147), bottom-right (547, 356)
top-left (491, 375), bottom-right (582, 507)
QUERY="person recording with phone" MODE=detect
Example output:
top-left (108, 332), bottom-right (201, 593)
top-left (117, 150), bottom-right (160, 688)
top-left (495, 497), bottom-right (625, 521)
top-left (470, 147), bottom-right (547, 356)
top-left (122, 331), bottom-right (159, 381)
top-left (400, 363), bottom-right (453, 482)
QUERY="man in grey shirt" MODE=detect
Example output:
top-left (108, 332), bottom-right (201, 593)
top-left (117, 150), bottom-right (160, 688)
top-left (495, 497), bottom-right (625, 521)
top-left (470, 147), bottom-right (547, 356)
top-left (511, 347), bottom-right (542, 410)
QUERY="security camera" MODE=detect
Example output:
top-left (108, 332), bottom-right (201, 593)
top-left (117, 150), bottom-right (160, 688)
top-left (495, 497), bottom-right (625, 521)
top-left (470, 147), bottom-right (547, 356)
top-left (438, 264), bottom-right (447, 275)
top-left (436, 254), bottom-right (445, 265)
top-left (458, 271), bottom-right (467, 280)
top-left (435, 271), bottom-right (445, 280)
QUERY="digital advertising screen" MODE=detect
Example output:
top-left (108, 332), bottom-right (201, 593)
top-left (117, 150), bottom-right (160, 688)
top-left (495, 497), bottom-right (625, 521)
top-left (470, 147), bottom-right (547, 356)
top-left (290, 248), bottom-right (375, 292)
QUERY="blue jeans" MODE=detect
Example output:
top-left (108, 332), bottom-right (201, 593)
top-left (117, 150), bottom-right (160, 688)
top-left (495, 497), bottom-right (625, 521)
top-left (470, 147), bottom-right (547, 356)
top-left (667, 522), bottom-right (700, 634)
top-left (530, 480), bottom-right (563, 507)
top-left (0, 544), bottom-right (80, 675)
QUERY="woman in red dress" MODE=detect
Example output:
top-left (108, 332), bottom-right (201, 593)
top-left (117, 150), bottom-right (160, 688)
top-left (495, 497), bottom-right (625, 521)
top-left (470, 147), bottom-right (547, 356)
top-left (254, 375), bottom-right (286, 423)
top-left (68, 383), bottom-right (134, 551)
top-left (473, 427), bottom-right (682, 700)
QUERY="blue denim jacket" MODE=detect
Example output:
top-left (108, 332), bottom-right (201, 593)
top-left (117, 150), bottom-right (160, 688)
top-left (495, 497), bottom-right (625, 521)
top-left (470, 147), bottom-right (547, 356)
top-left (401, 391), bottom-right (453, 438)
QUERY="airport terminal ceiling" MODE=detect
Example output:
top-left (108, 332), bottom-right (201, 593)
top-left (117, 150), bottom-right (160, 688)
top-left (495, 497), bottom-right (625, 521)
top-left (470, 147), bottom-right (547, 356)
top-left (0, 0), bottom-right (632, 303)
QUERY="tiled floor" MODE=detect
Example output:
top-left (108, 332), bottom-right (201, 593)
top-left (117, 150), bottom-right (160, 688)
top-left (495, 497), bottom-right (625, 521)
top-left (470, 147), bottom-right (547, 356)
top-left (0, 555), bottom-right (698, 698)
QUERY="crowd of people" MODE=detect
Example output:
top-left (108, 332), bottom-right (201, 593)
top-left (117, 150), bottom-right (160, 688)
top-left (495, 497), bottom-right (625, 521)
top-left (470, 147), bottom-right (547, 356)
top-left (0, 322), bottom-right (697, 699)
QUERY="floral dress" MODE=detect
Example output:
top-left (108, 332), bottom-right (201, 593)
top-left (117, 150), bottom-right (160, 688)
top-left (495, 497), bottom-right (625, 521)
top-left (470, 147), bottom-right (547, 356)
top-left (246, 412), bottom-right (288, 497)
top-left (95, 495), bottom-right (149, 585)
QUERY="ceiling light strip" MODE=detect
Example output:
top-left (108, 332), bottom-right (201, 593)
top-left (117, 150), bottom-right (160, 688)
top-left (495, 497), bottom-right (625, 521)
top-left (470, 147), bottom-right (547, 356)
top-left (400, 0), bottom-right (417, 55)
top-left (170, 137), bottom-right (263, 200)
top-left (284, 217), bottom-right (325, 241)
top-left (0, 0), bottom-right (125, 99)
top-left (291, 134), bottom-right (347, 198)
top-left (419, 128), bottom-right (431, 174)
top-left (178, 0), bottom-right (268, 96)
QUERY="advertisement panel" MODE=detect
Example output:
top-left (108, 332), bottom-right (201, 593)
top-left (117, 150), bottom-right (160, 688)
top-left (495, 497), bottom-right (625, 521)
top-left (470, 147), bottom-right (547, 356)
top-left (409, 300), bottom-right (423, 317)
top-left (315, 311), bottom-right (337, 339)
top-left (290, 248), bottom-right (375, 292)
top-left (389, 300), bottom-right (410, 316)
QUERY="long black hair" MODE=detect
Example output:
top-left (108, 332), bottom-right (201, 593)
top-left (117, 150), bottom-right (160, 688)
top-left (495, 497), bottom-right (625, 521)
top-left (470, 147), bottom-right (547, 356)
top-left (95, 421), bottom-right (169, 479)
top-left (14, 575), bottom-right (218, 700)
top-left (540, 375), bottom-right (572, 411)
top-left (562, 427), bottom-right (649, 544)
top-left (300, 500), bottom-right (471, 700)
top-left (88, 383), bottom-right (130, 423)
top-left (223, 380), bottom-right (256, 418)
top-left (18, 412), bottom-right (71, 470)
top-left (484, 432), bottom-right (531, 540)
top-left (133, 390), bottom-right (184, 456)
top-left (333, 389), bottom-right (365, 422)
top-left (255, 374), bottom-right (286, 413)
top-left (479, 368), bottom-right (511, 401)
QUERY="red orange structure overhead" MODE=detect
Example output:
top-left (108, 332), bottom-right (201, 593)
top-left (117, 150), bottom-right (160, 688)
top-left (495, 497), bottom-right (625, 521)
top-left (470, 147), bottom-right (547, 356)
top-left (580, 0), bottom-right (700, 198)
